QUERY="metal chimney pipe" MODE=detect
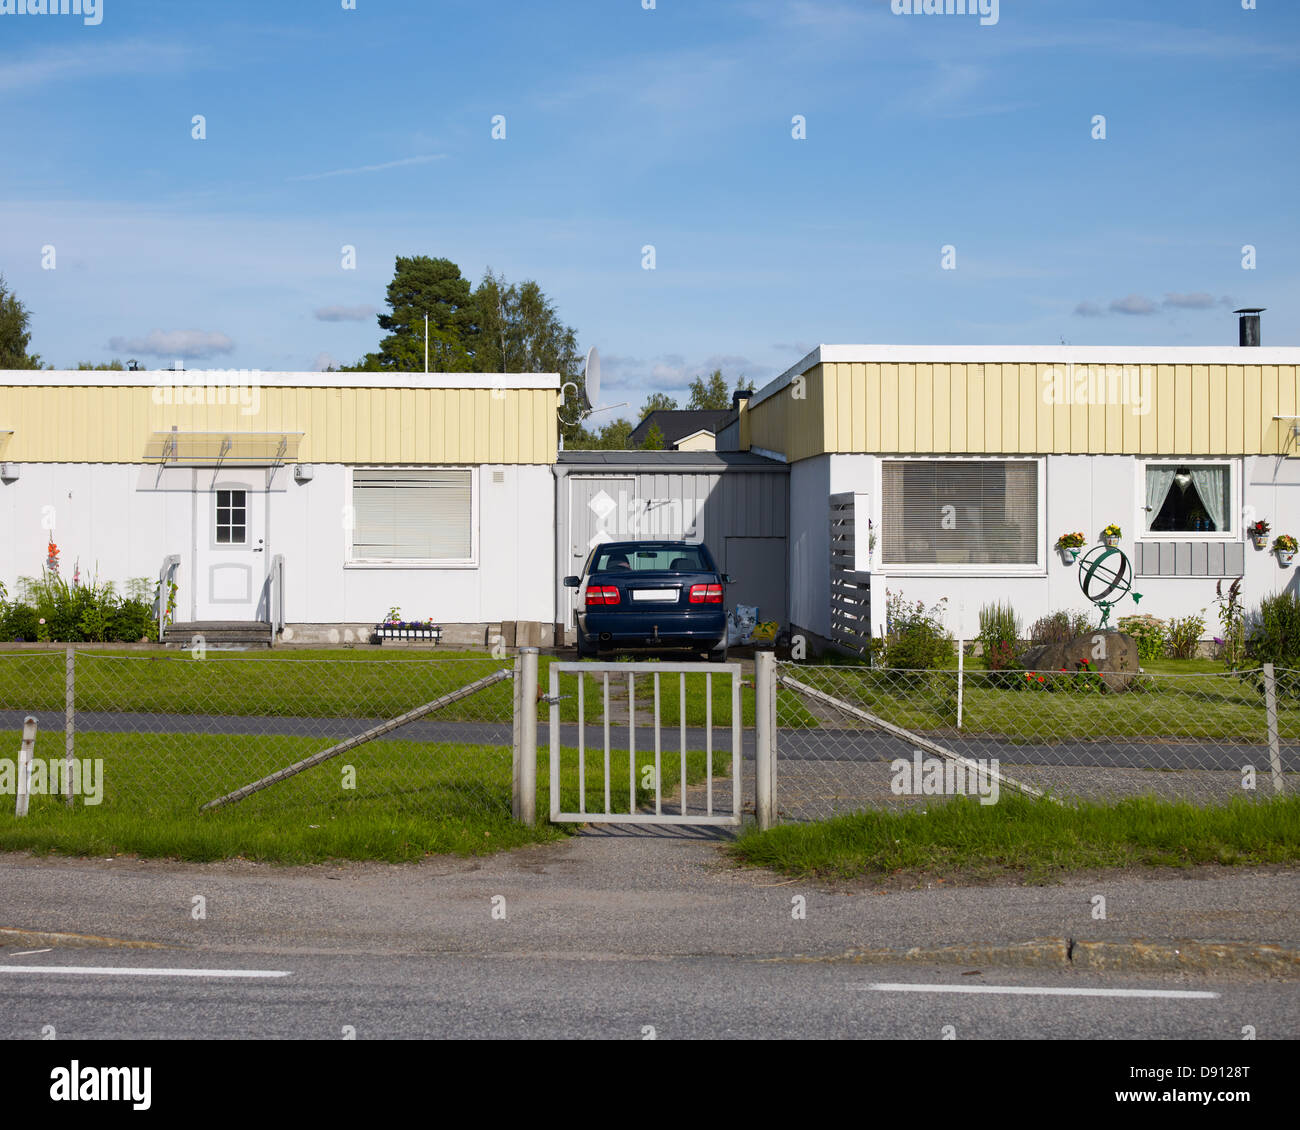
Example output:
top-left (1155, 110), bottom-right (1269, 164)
top-left (1235, 307), bottom-right (1264, 347)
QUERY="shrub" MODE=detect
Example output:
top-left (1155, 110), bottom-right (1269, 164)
top-left (1166, 609), bottom-right (1206, 660)
top-left (1028, 610), bottom-right (1094, 645)
top-left (978, 601), bottom-right (1021, 649)
top-left (3, 571), bottom-right (160, 643)
top-left (882, 590), bottom-right (954, 670)
top-left (1117, 613), bottom-right (1167, 663)
top-left (1212, 577), bottom-right (1246, 670)
top-left (884, 621), bottom-right (954, 670)
top-left (1248, 590), bottom-right (1300, 669)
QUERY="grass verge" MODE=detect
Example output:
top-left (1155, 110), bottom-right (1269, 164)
top-left (0, 731), bottom-right (729, 863)
top-left (726, 793), bottom-right (1300, 883)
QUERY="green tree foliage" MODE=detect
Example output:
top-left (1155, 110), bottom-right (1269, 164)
top-left (0, 275), bottom-right (42, 369)
top-left (566, 415), bottom-right (634, 450)
top-left (75, 360), bottom-right (126, 370)
top-left (686, 369), bottom-right (753, 410)
top-left (471, 270), bottom-right (580, 376)
top-left (344, 256), bottom-right (478, 373)
top-left (470, 268), bottom-right (585, 446)
top-left (639, 392), bottom-right (677, 417)
top-left (344, 255), bottom-right (590, 443)
top-left (641, 422), bottom-right (667, 450)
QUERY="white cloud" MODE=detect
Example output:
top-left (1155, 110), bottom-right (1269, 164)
top-left (1163, 292), bottom-right (1215, 309)
top-left (107, 329), bottom-right (235, 358)
top-left (1109, 294), bottom-right (1158, 316)
top-left (314, 305), bottom-right (377, 322)
top-left (1074, 301), bottom-right (1104, 318)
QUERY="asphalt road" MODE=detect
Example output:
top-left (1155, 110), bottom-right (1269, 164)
top-left (1, 948), bottom-right (1293, 1040)
top-left (4, 709), bottom-right (1294, 772)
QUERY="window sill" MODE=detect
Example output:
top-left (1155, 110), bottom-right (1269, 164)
top-left (881, 565), bottom-right (1046, 578)
top-left (345, 561), bottom-right (478, 570)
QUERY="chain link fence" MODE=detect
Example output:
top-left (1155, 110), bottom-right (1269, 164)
top-left (773, 661), bottom-right (1299, 822)
top-left (0, 650), bottom-right (518, 823)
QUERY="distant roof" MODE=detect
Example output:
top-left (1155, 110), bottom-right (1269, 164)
top-left (557, 450), bottom-right (785, 470)
top-left (629, 409), bottom-right (732, 448)
top-left (0, 370), bottom-right (559, 390)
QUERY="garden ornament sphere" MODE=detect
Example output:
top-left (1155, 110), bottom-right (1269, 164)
top-left (1077, 544), bottom-right (1143, 628)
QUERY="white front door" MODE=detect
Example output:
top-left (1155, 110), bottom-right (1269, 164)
top-left (193, 476), bottom-right (269, 621)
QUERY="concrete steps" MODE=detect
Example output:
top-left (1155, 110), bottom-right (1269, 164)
top-left (163, 621), bottom-right (273, 648)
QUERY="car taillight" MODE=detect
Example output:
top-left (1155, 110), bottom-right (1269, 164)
top-left (586, 586), bottom-right (621, 606)
top-left (689, 584), bottom-right (723, 604)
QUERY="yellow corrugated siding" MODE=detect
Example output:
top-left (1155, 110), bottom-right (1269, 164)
top-left (740, 361), bottom-right (1298, 459)
top-left (0, 386), bottom-right (558, 463)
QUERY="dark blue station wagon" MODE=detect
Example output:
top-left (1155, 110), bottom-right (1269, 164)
top-left (564, 540), bottom-right (732, 661)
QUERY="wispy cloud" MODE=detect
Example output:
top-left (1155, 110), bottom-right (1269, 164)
top-left (314, 304), bottom-right (377, 322)
top-left (288, 154), bottom-right (447, 182)
top-left (107, 329), bottom-right (234, 358)
top-left (0, 40), bottom-right (192, 92)
top-left (1163, 292), bottom-right (1215, 309)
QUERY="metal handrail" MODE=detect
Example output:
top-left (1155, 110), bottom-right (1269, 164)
top-left (269, 554), bottom-right (285, 639)
top-left (156, 554), bottom-right (180, 638)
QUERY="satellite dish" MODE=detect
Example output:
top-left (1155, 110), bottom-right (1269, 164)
top-left (582, 346), bottom-right (601, 410)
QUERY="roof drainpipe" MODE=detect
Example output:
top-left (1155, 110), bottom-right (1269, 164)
top-left (1235, 307), bottom-right (1264, 347)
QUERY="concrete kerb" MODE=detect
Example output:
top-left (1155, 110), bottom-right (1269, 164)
top-left (780, 937), bottom-right (1300, 975)
top-left (0, 927), bottom-right (170, 950)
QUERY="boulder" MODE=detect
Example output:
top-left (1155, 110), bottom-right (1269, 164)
top-left (1020, 630), bottom-right (1140, 692)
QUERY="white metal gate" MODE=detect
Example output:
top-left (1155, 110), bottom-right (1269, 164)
top-left (547, 661), bottom-right (742, 825)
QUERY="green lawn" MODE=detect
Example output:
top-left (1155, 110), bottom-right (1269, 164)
top-left (0, 648), bottom-right (597, 724)
top-left (781, 662), bottom-right (1300, 741)
top-left (0, 730), bottom-right (730, 863)
top-left (727, 793), bottom-right (1300, 882)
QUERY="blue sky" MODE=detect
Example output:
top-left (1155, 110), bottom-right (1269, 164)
top-left (1, 0), bottom-right (1296, 413)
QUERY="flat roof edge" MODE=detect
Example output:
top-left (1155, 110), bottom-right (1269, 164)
top-left (746, 345), bottom-right (1300, 410)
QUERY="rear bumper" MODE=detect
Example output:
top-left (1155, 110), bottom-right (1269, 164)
top-left (578, 610), bottom-right (726, 651)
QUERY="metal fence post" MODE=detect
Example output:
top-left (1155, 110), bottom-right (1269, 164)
top-left (517, 647), bottom-right (539, 826)
top-left (755, 651), bottom-right (776, 830)
top-left (1263, 663), bottom-right (1285, 795)
top-left (16, 716), bottom-right (37, 818)
top-left (956, 632), bottom-right (964, 730)
top-left (65, 646), bottom-right (75, 806)
top-left (511, 651), bottom-right (523, 819)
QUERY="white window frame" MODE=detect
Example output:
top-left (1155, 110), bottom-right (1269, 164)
top-left (879, 455), bottom-right (1046, 576)
top-left (345, 466), bottom-right (479, 570)
top-left (1135, 458), bottom-right (1240, 542)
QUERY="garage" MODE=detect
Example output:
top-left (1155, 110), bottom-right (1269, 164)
top-left (553, 451), bottom-right (789, 643)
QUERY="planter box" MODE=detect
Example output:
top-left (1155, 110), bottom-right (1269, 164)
top-left (376, 625), bottom-right (443, 643)
top-left (1057, 546), bottom-right (1080, 564)
top-left (1278, 551), bottom-right (1296, 567)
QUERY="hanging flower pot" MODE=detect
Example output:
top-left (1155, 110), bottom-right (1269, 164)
top-left (1100, 524), bottom-right (1121, 548)
top-left (1252, 534), bottom-right (1269, 550)
top-left (1055, 532), bottom-right (1084, 564)
top-left (1249, 520), bottom-right (1271, 549)
top-left (1274, 535), bottom-right (1297, 566)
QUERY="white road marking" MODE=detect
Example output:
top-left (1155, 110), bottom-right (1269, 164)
top-left (11, 949), bottom-right (53, 956)
top-left (855, 983), bottom-right (1218, 1000)
top-left (0, 965), bottom-right (290, 979)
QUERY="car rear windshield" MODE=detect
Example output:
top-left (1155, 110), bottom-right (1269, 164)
top-left (592, 547), bottom-right (709, 573)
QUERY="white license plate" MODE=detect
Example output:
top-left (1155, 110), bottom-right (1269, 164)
top-left (631, 589), bottom-right (678, 602)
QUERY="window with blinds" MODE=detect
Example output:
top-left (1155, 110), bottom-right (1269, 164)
top-left (882, 460), bottom-right (1039, 566)
top-left (351, 469), bottom-right (474, 562)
